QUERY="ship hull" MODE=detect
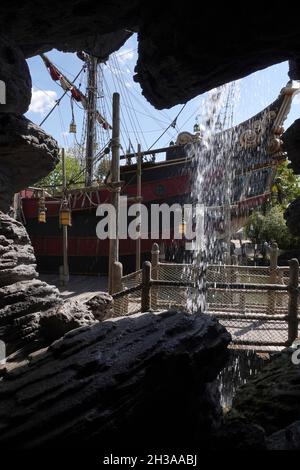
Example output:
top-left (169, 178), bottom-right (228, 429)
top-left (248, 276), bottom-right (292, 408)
top-left (22, 155), bottom-right (271, 275)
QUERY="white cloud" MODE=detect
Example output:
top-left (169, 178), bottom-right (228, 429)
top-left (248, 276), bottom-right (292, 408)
top-left (294, 93), bottom-right (300, 105)
top-left (29, 87), bottom-right (57, 114)
top-left (115, 48), bottom-right (135, 64)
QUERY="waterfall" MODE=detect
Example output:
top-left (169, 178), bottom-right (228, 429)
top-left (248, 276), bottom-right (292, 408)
top-left (186, 82), bottom-right (240, 312)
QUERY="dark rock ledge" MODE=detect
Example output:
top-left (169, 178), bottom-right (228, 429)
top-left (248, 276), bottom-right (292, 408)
top-left (0, 310), bottom-right (230, 450)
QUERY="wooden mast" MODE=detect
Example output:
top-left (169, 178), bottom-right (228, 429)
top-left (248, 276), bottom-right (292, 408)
top-left (108, 93), bottom-right (121, 294)
top-left (85, 55), bottom-right (98, 187)
top-left (136, 143), bottom-right (142, 270)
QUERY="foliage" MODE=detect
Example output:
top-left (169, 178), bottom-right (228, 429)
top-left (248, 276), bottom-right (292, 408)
top-left (95, 157), bottom-right (111, 181)
top-left (35, 153), bottom-right (83, 191)
top-left (246, 206), bottom-right (300, 250)
top-left (270, 160), bottom-right (300, 208)
top-left (245, 161), bottom-right (300, 251)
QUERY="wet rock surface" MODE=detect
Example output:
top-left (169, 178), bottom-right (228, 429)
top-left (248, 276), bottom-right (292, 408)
top-left (0, 113), bottom-right (59, 211)
top-left (86, 292), bottom-right (114, 321)
top-left (227, 349), bottom-right (300, 436)
top-left (212, 420), bottom-right (267, 450)
top-left (0, 311), bottom-right (230, 449)
top-left (267, 420), bottom-right (300, 450)
top-left (282, 119), bottom-right (300, 175)
top-left (284, 196), bottom-right (300, 236)
top-left (0, 212), bottom-right (62, 353)
top-left (0, 213), bottom-right (113, 355)
top-left (0, 35), bottom-right (32, 114)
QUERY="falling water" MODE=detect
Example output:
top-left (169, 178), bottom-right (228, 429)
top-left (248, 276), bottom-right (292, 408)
top-left (183, 79), bottom-right (281, 408)
top-left (218, 349), bottom-right (270, 410)
top-left (186, 82), bottom-right (240, 312)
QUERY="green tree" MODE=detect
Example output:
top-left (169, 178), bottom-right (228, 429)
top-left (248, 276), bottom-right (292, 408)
top-left (271, 160), bottom-right (300, 208)
top-left (35, 154), bottom-right (83, 192)
top-left (246, 206), bottom-right (300, 250)
top-left (246, 161), bottom-right (300, 251)
top-left (95, 157), bottom-right (111, 182)
top-left (245, 211), bottom-right (265, 245)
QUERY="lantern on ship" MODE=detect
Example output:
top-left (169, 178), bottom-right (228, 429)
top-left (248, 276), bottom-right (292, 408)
top-left (178, 220), bottom-right (186, 237)
top-left (69, 98), bottom-right (77, 134)
top-left (69, 118), bottom-right (77, 134)
top-left (38, 210), bottom-right (46, 223)
top-left (59, 202), bottom-right (72, 226)
top-left (38, 192), bottom-right (46, 223)
top-left (193, 121), bottom-right (200, 134)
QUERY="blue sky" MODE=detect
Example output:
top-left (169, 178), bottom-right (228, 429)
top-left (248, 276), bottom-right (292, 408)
top-left (26, 34), bottom-right (300, 154)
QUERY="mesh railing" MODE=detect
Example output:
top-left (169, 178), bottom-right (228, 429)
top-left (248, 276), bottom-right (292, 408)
top-left (156, 263), bottom-right (196, 283)
top-left (217, 316), bottom-right (289, 347)
top-left (121, 269), bottom-right (143, 289)
top-left (207, 287), bottom-right (289, 315)
top-left (150, 284), bottom-right (191, 311)
top-left (111, 260), bottom-right (298, 349)
top-left (206, 283), bottom-right (292, 348)
top-left (112, 286), bottom-right (142, 317)
top-left (206, 265), bottom-right (291, 286)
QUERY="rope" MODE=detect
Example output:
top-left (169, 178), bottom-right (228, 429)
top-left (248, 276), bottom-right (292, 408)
top-left (39, 65), bottom-right (85, 127)
top-left (147, 104), bottom-right (187, 151)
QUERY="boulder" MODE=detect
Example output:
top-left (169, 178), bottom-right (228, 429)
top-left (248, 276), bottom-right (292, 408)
top-left (267, 420), bottom-right (300, 450)
top-left (228, 349), bottom-right (300, 435)
top-left (0, 310), bottom-right (231, 449)
top-left (212, 419), bottom-right (267, 450)
top-left (282, 119), bottom-right (300, 175)
top-left (284, 196), bottom-right (300, 236)
top-left (0, 212), bottom-right (62, 354)
top-left (39, 299), bottom-right (97, 343)
top-left (86, 292), bottom-right (114, 321)
top-left (0, 113), bottom-right (59, 212)
top-left (0, 35), bottom-right (31, 114)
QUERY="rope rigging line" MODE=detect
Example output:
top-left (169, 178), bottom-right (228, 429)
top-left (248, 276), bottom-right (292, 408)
top-left (57, 107), bottom-right (70, 149)
top-left (107, 58), bottom-right (141, 148)
top-left (111, 53), bottom-right (148, 150)
top-left (107, 56), bottom-right (143, 147)
top-left (103, 73), bottom-right (130, 152)
top-left (39, 64), bottom-right (85, 127)
top-left (147, 103), bottom-right (187, 151)
top-left (70, 139), bottom-right (112, 185)
top-left (168, 103), bottom-right (202, 142)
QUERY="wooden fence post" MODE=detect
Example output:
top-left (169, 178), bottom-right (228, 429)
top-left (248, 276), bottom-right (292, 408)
top-left (269, 242), bottom-right (278, 283)
top-left (151, 243), bottom-right (160, 272)
top-left (224, 251), bottom-right (231, 265)
top-left (287, 258), bottom-right (299, 345)
top-left (231, 254), bottom-right (238, 266)
top-left (268, 242), bottom-right (278, 314)
top-left (151, 243), bottom-right (159, 308)
top-left (142, 261), bottom-right (152, 312)
top-left (112, 261), bottom-right (123, 294)
top-left (112, 261), bottom-right (128, 315)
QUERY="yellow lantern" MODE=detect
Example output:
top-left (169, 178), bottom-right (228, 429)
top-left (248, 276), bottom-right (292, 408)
top-left (178, 221), bottom-right (186, 237)
top-left (38, 210), bottom-right (46, 223)
top-left (38, 192), bottom-right (46, 223)
top-left (59, 205), bottom-right (72, 226)
top-left (69, 119), bottom-right (77, 134)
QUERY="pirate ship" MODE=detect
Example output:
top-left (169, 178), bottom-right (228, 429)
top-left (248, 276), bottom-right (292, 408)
top-left (20, 53), bottom-right (300, 275)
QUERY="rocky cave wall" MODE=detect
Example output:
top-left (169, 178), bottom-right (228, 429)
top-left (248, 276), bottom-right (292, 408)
top-left (0, 0), bottom-right (300, 451)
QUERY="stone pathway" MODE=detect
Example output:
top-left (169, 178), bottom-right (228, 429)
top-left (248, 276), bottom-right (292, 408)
top-left (40, 274), bottom-right (108, 302)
